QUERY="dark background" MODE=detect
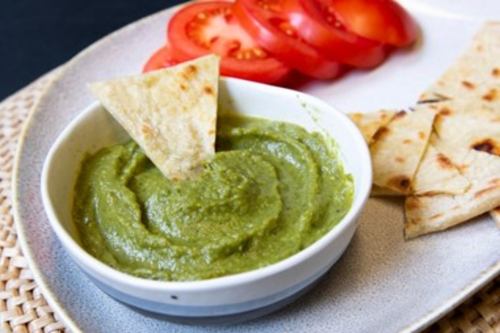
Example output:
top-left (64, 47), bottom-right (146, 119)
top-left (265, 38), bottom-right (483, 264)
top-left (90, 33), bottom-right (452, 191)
top-left (0, 0), bottom-right (185, 100)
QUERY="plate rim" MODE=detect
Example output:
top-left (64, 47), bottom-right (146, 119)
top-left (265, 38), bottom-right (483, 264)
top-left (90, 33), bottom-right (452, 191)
top-left (12, 2), bottom-right (500, 332)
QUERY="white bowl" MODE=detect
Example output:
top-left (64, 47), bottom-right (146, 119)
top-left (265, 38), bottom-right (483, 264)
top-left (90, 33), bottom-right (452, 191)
top-left (41, 77), bottom-right (372, 323)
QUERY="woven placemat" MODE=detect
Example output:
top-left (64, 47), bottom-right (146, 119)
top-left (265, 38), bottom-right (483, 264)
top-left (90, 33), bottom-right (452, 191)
top-left (0, 71), bottom-right (498, 333)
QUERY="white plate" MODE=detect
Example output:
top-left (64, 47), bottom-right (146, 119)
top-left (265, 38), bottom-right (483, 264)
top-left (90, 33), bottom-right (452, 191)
top-left (13, 1), bottom-right (500, 332)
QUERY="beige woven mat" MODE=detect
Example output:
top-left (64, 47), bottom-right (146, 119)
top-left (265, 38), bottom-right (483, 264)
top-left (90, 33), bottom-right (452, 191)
top-left (0, 71), bottom-right (498, 333)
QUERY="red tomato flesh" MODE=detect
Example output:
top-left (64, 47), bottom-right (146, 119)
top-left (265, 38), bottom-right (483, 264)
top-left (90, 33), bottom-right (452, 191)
top-left (142, 45), bottom-right (179, 73)
top-left (234, 0), bottom-right (342, 80)
top-left (167, 1), bottom-right (291, 84)
top-left (294, 0), bottom-right (386, 68)
top-left (326, 0), bottom-right (418, 47)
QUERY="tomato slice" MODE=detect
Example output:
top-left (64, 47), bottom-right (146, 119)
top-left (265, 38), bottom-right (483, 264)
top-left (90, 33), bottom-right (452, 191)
top-left (325, 0), bottom-right (418, 47)
top-left (233, 0), bottom-right (342, 80)
top-left (167, 1), bottom-right (291, 84)
top-left (293, 0), bottom-right (386, 68)
top-left (142, 45), bottom-right (179, 73)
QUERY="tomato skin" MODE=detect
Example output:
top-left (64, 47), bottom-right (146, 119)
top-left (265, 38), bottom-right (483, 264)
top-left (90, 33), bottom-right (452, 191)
top-left (326, 0), bottom-right (418, 47)
top-left (293, 0), bottom-right (386, 68)
top-left (142, 45), bottom-right (179, 73)
top-left (233, 0), bottom-right (342, 80)
top-left (167, 1), bottom-right (291, 84)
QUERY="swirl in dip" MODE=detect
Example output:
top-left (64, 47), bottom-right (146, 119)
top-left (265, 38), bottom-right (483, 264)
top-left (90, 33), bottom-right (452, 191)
top-left (73, 115), bottom-right (353, 281)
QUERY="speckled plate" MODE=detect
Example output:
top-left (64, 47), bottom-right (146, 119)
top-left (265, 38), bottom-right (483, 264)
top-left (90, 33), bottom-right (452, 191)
top-left (13, 1), bottom-right (500, 332)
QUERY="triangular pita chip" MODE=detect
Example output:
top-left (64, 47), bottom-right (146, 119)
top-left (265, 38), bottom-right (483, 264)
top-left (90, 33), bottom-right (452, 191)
top-left (348, 109), bottom-right (468, 197)
top-left (420, 22), bottom-right (500, 108)
top-left (405, 149), bottom-right (500, 238)
top-left (349, 110), bottom-right (397, 143)
top-left (370, 105), bottom-right (436, 194)
top-left (405, 97), bottom-right (500, 238)
top-left (370, 140), bottom-right (470, 197)
top-left (90, 55), bottom-right (220, 180)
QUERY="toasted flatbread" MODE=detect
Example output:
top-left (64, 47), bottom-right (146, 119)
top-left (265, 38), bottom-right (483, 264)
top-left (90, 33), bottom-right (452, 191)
top-left (405, 98), bottom-right (500, 237)
top-left (405, 148), bottom-right (500, 238)
top-left (349, 110), bottom-right (397, 143)
top-left (370, 105), bottom-right (436, 194)
top-left (420, 22), bottom-right (500, 108)
top-left (370, 140), bottom-right (470, 197)
top-left (90, 55), bottom-right (220, 180)
top-left (349, 109), bottom-right (468, 197)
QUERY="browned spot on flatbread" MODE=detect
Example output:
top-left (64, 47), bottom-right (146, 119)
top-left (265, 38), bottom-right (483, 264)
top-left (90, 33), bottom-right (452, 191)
top-left (181, 64), bottom-right (199, 80)
top-left (430, 213), bottom-right (443, 220)
top-left (351, 113), bottom-right (362, 122)
top-left (418, 98), bottom-right (445, 104)
top-left (474, 179), bottom-right (500, 198)
top-left (141, 123), bottom-right (154, 137)
top-left (474, 185), bottom-right (500, 198)
top-left (395, 156), bottom-right (405, 163)
top-left (145, 76), bottom-right (159, 88)
top-left (405, 197), bottom-right (420, 210)
top-left (489, 178), bottom-right (500, 186)
top-left (203, 85), bottom-right (214, 95)
top-left (471, 138), bottom-right (500, 156)
top-left (393, 110), bottom-right (407, 119)
top-left (436, 153), bottom-right (453, 169)
top-left (417, 191), bottom-right (442, 196)
top-left (438, 107), bottom-right (452, 116)
top-left (403, 139), bottom-right (412, 144)
top-left (418, 131), bottom-right (426, 140)
top-left (461, 80), bottom-right (475, 90)
top-left (388, 175), bottom-right (410, 192)
top-left (492, 68), bottom-right (500, 77)
top-left (476, 44), bottom-right (484, 52)
top-left (482, 89), bottom-right (498, 102)
top-left (179, 83), bottom-right (187, 91)
top-left (372, 126), bottom-right (389, 141)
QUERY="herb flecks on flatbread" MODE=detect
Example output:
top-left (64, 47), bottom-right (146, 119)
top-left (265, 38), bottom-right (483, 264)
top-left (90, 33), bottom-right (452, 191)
top-left (90, 55), bottom-right (220, 181)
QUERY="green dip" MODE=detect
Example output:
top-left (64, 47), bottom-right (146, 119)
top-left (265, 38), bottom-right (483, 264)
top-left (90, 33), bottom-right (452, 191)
top-left (73, 115), bottom-right (353, 281)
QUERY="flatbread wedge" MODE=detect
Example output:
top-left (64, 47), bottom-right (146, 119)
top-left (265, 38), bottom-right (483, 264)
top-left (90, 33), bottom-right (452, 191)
top-left (405, 149), bottom-right (500, 238)
top-left (89, 55), bottom-right (220, 180)
top-left (370, 105), bottom-right (436, 194)
top-left (405, 97), bottom-right (500, 238)
top-left (420, 22), bottom-right (500, 108)
top-left (349, 108), bottom-right (468, 197)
